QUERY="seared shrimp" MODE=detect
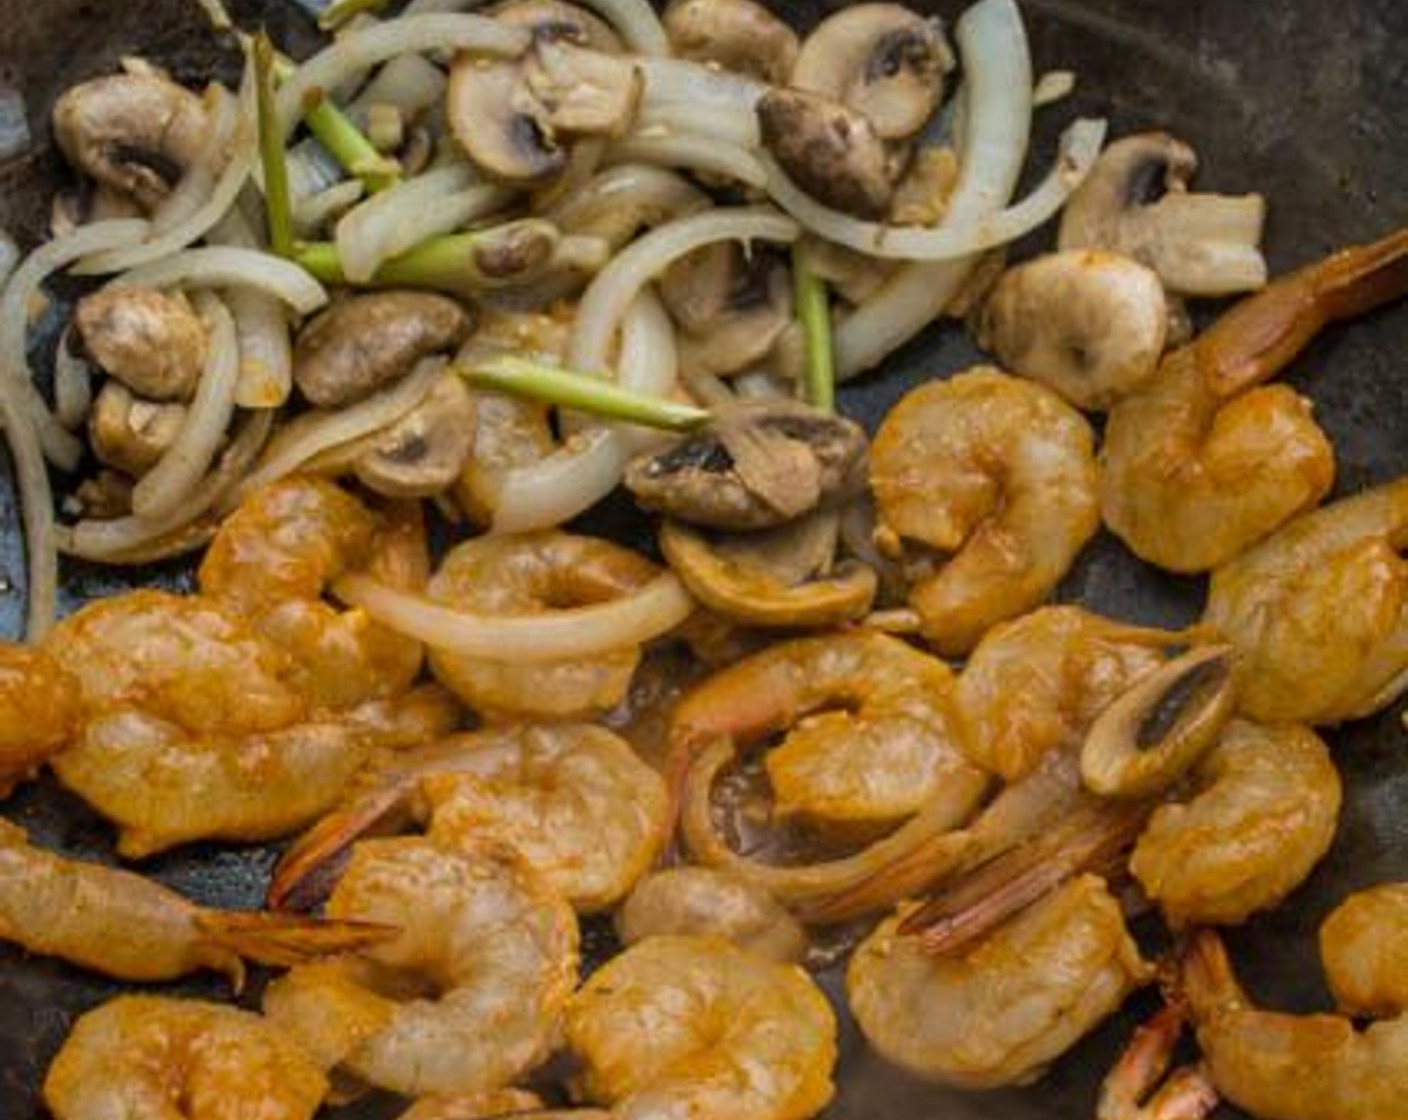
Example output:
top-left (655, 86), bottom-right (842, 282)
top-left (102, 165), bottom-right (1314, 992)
top-left (200, 476), bottom-right (427, 709)
top-left (616, 868), bottom-right (808, 963)
top-left (1205, 476), bottom-right (1408, 724)
top-left (869, 367), bottom-right (1100, 656)
top-left (1319, 882), bottom-right (1408, 1018)
top-left (427, 532), bottom-right (663, 720)
top-left (0, 644), bottom-right (78, 797)
top-left (566, 934), bottom-right (837, 1120)
top-left (1182, 912), bottom-right (1408, 1120)
top-left (0, 819), bottom-right (387, 986)
top-left (44, 995), bottom-right (326, 1120)
top-left (848, 875), bottom-right (1152, 1088)
top-left (273, 723), bottom-right (669, 913)
top-left (1131, 720), bottom-right (1341, 927)
top-left (1100, 227), bottom-right (1408, 573)
top-left (265, 837), bottom-right (578, 1098)
top-left (399, 1091), bottom-right (608, 1120)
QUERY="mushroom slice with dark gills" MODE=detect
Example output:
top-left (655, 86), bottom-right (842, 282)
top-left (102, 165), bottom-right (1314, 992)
top-left (73, 288), bottom-right (208, 403)
top-left (625, 400), bottom-right (868, 531)
top-left (660, 243), bottom-right (794, 379)
top-left (353, 376), bottom-right (479, 500)
top-left (293, 291), bottom-right (471, 408)
top-left (662, 0), bottom-right (800, 84)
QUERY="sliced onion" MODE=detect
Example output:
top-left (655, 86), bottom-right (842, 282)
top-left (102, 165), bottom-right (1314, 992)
top-left (0, 218), bottom-right (149, 468)
top-left (0, 230), bottom-right (18, 287)
top-left (110, 247), bottom-right (329, 315)
top-left (349, 53), bottom-right (448, 121)
top-left (275, 15), bottom-right (530, 140)
top-left (288, 138), bottom-right (347, 202)
top-left (764, 118), bottom-right (1105, 261)
top-left (227, 287), bottom-right (293, 408)
top-left (548, 164), bottom-right (708, 249)
top-left (335, 165), bottom-right (513, 283)
top-left (335, 569), bottom-right (694, 661)
top-left (0, 86), bottom-right (30, 161)
top-left (638, 57), bottom-right (766, 119)
top-left (576, 0), bottom-right (667, 54)
top-left (638, 100), bottom-right (760, 149)
top-left (834, 0), bottom-right (1033, 380)
top-left (52, 327), bottom-right (92, 431)
top-left (132, 293), bottom-right (240, 520)
top-left (607, 132), bottom-right (767, 189)
top-left (151, 83), bottom-right (238, 234)
top-left (292, 180), bottom-right (365, 239)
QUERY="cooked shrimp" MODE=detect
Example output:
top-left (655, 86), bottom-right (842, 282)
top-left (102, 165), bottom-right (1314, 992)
top-left (1319, 882), bottom-right (1408, 1018)
top-left (0, 643), bottom-right (78, 797)
top-left (44, 995), bottom-right (327, 1120)
top-left (272, 723), bottom-right (669, 913)
top-left (200, 476), bottom-right (427, 709)
top-left (566, 934), bottom-right (837, 1120)
top-left (1100, 227), bottom-right (1408, 573)
top-left (0, 819), bottom-right (388, 986)
top-left (670, 629), bottom-right (986, 828)
top-left (399, 1091), bottom-right (610, 1120)
top-left (847, 875), bottom-right (1152, 1088)
top-left (264, 837), bottom-right (578, 1098)
top-left (1182, 919), bottom-right (1408, 1120)
top-left (1097, 1004), bottom-right (1219, 1120)
top-left (427, 532), bottom-right (663, 720)
top-left (1204, 476), bottom-right (1408, 724)
top-left (1130, 720), bottom-right (1341, 927)
top-left (616, 868), bottom-right (807, 963)
top-left (869, 367), bottom-right (1100, 656)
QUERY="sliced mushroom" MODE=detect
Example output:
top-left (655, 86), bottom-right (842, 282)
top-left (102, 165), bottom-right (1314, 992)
top-left (757, 88), bottom-right (898, 220)
top-left (663, 0), bottom-right (800, 84)
top-left (661, 514), bottom-right (877, 628)
top-left (293, 291), bottom-right (471, 408)
top-left (791, 4), bottom-right (953, 141)
top-left (548, 164), bottom-right (710, 250)
top-left (52, 72), bottom-right (209, 210)
top-left (73, 470), bottom-right (135, 520)
top-left (353, 375), bottom-right (478, 499)
top-left (88, 381), bottom-right (188, 477)
top-left (492, 0), bottom-right (624, 50)
top-left (975, 250), bottom-right (1169, 411)
top-left (1057, 132), bottom-right (1268, 297)
top-left (661, 243), bottom-right (794, 378)
top-left (73, 288), bottom-right (208, 403)
top-left (624, 399), bottom-right (868, 531)
top-left (1081, 645), bottom-right (1237, 800)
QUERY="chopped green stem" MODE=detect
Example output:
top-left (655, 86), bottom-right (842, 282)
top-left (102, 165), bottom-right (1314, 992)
top-left (317, 0), bottom-right (393, 30)
top-left (454, 356), bottom-right (712, 433)
top-left (792, 247), bottom-right (836, 414)
top-left (255, 32), bottom-right (295, 258)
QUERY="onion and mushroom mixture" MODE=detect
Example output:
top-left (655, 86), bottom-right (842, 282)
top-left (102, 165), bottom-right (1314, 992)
top-left (0, 0), bottom-right (1405, 1118)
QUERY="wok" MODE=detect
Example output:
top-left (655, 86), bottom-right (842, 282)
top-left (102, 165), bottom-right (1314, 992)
top-left (0, 1), bottom-right (1404, 1117)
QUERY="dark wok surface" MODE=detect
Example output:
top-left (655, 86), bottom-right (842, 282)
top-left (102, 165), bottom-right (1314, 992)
top-left (0, 0), bottom-right (1405, 1116)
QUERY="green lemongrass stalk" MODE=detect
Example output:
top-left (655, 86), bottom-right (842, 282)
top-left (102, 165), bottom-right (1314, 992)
top-left (792, 246), bottom-right (836, 414)
top-left (254, 33), bottom-right (295, 257)
top-left (317, 0), bottom-right (394, 30)
top-left (454, 356), bottom-right (711, 433)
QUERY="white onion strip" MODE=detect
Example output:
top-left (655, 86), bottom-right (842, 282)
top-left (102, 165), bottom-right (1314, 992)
top-left (132, 293), bottom-right (240, 519)
top-left (110, 247), bottom-right (329, 315)
top-left (764, 118), bottom-right (1106, 261)
top-left (638, 57), bottom-right (765, 119)
top-left (227, 287), bottom-right (293, 408)
top-left (152, 84), bottom-right (238, 234)
top-left (0, 219), bottom-right (149, 468)
top-left (607, 133), bottom-right (768, 189)
top-left (638, 101), bottom-right (760, 148)
top-left (275, 15), bottom-right (529, 140)
top-left (335, 569), bottom-right (694, 661)
top-left (52, 327), bottom-right (92, 431)
top-left (576, 0), bottom-right (667, 55)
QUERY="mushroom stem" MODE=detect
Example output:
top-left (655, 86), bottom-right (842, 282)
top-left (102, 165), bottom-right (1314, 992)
top-left (453, 355), bottom-right (710, 433)
top-left (792, 247), bottom-right (836, 414)
top-left (255, 33), bottom-right (295, 257)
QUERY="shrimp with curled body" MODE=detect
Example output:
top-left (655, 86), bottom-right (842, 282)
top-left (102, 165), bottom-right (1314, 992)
top-left (1100, 226), bottom-right (1408, 573)
top-left (616, 868), bottom-right (808, 962)
top-left (0, 644), bottom-right (79, 797)
top-left (566, 934), bottom-right (837, 1120)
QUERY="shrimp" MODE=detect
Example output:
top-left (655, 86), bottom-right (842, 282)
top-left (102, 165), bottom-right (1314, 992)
top-left (1319, 882), bottom-right (1408, 1018)
top-left (1204, 476), bottom-right (1408, 724)
top-left (1130, 720), bottom-right (1341, 927)
top-left (0, 643), bottom-right (79, 797)
top-left (1182, 910), bottom-right (1408, 1120)
top-left (47, 591), bottom-right (458, 856)
top-left (616, 868), bottom-right (808, 963)
top-left (264, 837), bottom-right (578, 1098)
top-left (847, 875), bottom-right (1152, 1088)
top-left (1100, 227), bottom-right (1408, 573)
top-left (1097, 1004), bottom-right (1219, 1120)
top-left (199, 476), bottom-right (428, 709)
top-left (566, 934), bottom-right (837, 1120)
top-left (0, 819), bottom-right (388, 986)
top-left (869, 367), bottom-right (1100, 656)
top-left (427, 532), bottom-right (664, 720)
top-left (397, 1091), bottom-right (602, 1120)
top-left (271, 723), bottom-right (670, 914)
top-left (43, 995), bottom-right (327, 1120)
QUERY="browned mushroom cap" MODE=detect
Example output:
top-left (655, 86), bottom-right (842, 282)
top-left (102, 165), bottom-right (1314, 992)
top-left (757, 88), bottom-right (897, 220)
top-left (663, 0), bottom-right (800, 84)
top-left (353, 376), bottom-right (478, 499)
top-left (625, 399), bottom-right (868, 531)
top-left (293, 291), bottom-right (471, 408)
top-left (791, 4), bottom-right (953, 141)
top-left (52, 72), bottom-right (209, 210)
top-left (88, 381), bottom-right (187, 477)
top-left (74, 288), bottom-right (207, 402)
top-left (661, 514), bottom-right (877, 628)
top-left (660, 244), bottom-right (794, 378)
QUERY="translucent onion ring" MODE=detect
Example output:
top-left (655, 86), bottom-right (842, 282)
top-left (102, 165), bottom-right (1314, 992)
top-left (110, 246), bottom-right (329, 315)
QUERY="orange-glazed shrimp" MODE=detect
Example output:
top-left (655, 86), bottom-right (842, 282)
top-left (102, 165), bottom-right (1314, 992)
top-left (199, 476), bottom-right (427, 709)
top-left (869, 367), bottom-right (1100, 656)
top-left (1100, 227), bottom-right (1408, 573)
top-left (0, 644), bottom-right (79, 797)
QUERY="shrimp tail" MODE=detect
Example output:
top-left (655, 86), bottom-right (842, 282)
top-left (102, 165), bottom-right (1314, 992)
top-left (195, 910), bottom-right (397, 970)
top-left (1178, 928), bottom-right (1248, 1022)
top-left (1098, 1002), bottom-right (1220, 1120)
